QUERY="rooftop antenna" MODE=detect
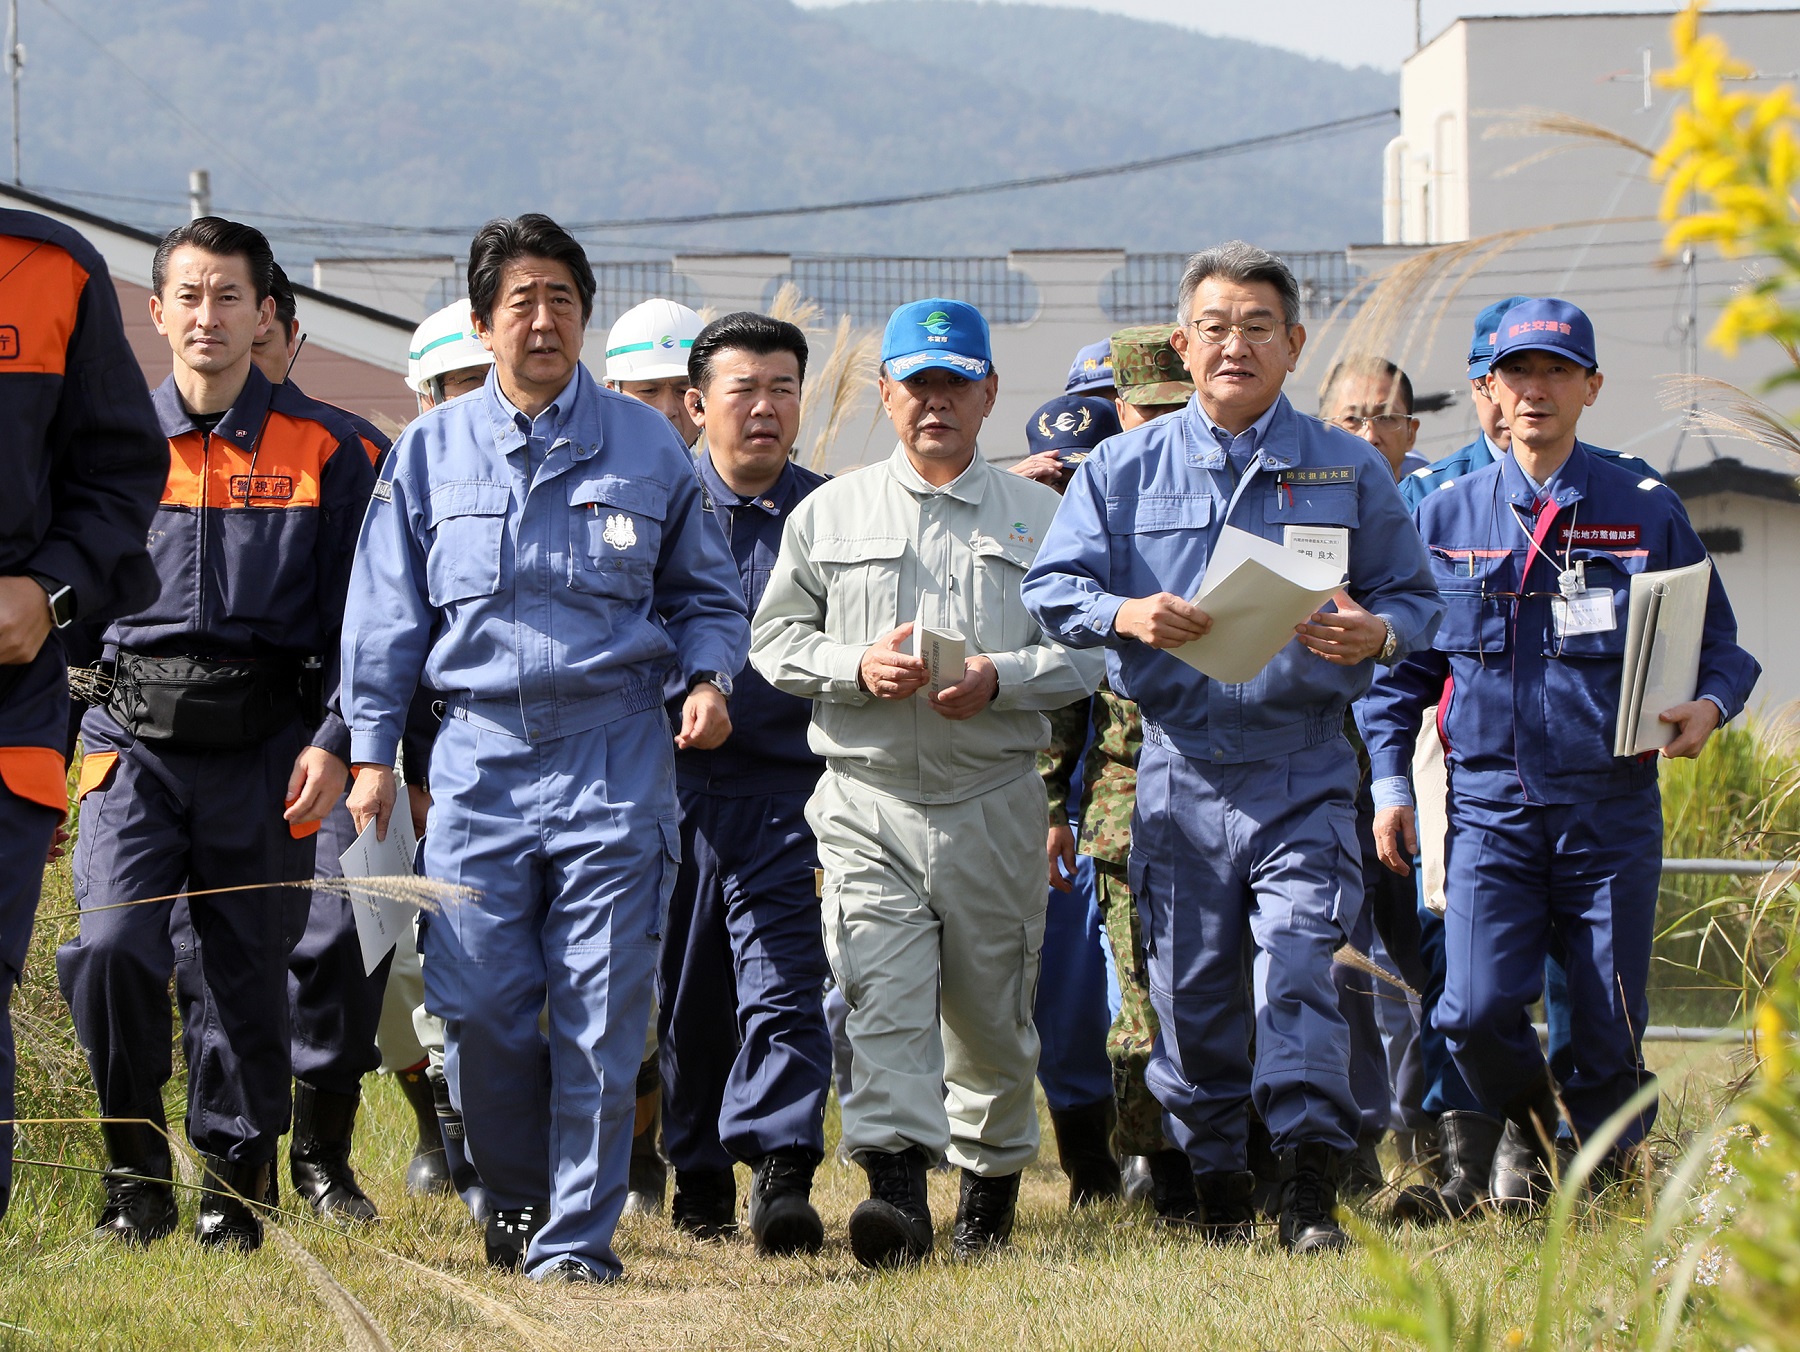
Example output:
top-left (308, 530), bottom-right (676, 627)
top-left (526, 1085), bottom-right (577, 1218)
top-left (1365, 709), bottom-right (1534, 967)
top-left (6, 0), bottom-right (22, 186)
top-left (188, 168), bottom-right (211, 220)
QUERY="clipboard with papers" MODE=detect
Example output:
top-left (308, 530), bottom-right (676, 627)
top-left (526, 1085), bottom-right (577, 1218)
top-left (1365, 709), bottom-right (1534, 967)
top-left (1167, 525), bottom-right (1347, 684)
top-left (1614, 558), bottom-right (1712, 757)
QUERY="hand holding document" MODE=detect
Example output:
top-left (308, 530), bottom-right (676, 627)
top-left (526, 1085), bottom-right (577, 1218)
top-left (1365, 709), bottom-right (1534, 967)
top-left (909, 624), bottom-right (967, 698)
top-left (1614, 558), bottom-right (1712, 757)
top-left (1167, 526), bottom-right (1347, 684)
top-left (338, 805), bottom-right (420, 975)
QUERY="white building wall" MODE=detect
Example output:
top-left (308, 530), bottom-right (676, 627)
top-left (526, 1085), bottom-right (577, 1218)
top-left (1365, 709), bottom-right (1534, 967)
top-left (1684, 492), bottom-right (1800, 719)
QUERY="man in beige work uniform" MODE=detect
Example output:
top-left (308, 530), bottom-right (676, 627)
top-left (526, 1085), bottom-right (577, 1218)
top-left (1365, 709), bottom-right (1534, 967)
top-left (752, 298), bottom-right (1100, 1268)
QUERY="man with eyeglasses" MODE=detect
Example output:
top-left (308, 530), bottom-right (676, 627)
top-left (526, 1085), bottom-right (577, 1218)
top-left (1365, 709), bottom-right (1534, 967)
top-left (1022, 242), bottom-right (1442, 1254)
top-left (1359, 299), bottom-right (1757, 1208)
top-left (1322, 357), bottom-right (1426, 483)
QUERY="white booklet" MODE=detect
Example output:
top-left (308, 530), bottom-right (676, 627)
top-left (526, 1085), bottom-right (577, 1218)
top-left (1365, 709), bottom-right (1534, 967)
top-left (1168, 526), bottom-right (1347, 684)
top-left (908, 589), bottom-right (967, 696)
top-left (1614, 558), bottom-right (1712, 757)
top-left (338, 807), bottom-right (421, 975)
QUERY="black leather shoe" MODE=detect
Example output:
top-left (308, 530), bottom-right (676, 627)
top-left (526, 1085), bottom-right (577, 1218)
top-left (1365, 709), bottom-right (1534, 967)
top-left (1341, 1131), bottom-right (1387, 1201)
top-left (1277, 1143), bottom-right (1350, 1255)
top-left (1437, 1111), bottom-right (1504, 1219)
top-left (671, 1167), bottom-right (737, 1240)
top-left (430, 1067), bottom-right (490, 1223)
top-left (1049, 1099), bottom-right (1122, 1208)
top-left (543, 1255), bottom-right (606, 1284)
top-left (1147, 1148), bottom-right (1201, 1228)
top-left (951, 1170), bottom-right (1019, 1258)
top-left (623, 1097), bottom-right (667, 1218)
top-left (1194, 1170), bottom-right (1258, 1245)
top-left (847, 1147), bottom-right (933, 1268)
top-left (396, 1065), bottom-right (450, 1197)
top-left (194, 1154), bottom-right (270, 1252)
top-left (485, 1205), bottom-right (545, 1270)
top-left (747, 1153), bottom-right (823, 1256)
top-left (95, 1114), bottom-right (178, 1246)
top-left (289, 1081), bottom-right (378, 1222)
top-left (1490, 1079), bottom-right (1563, 1215)
top-left (1120, 1155), bottom-right (1154, 1205)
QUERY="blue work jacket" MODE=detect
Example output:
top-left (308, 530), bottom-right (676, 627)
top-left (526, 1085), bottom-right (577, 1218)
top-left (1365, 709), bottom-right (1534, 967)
top-left (1400, 432), bottom-right (1661, 512)
top-left (341, 365), bottom-right (749, 767)
top-left (1358, 443), bottom-right (1760, 806)
top-left (672, 451), bottom-right (827, 797)
top-left (1020, 393), bottom-right (1443, 765)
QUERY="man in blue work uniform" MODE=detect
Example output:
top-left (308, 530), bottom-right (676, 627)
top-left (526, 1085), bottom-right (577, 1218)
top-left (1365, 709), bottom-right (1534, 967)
top-left (655, 312), bottom-right (833, 1254)
top-left (341, 214), bottom-right (748, 1284)
top-left (0, 209), bottom-right (165, 1227)
top-left (1361, 299), bottom-right (1758, 1208)
top-left (60, 218), bottom-right (372, 1251)
top-left (1385, 298), bottom-right (1665, 1219)
top-left (1021, 241), bottom-right (1443, 1254)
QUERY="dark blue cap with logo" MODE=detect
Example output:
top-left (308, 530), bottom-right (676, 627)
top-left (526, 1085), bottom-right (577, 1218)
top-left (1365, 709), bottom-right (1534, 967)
top-left (1490, 297), bottom-right (1598, 370)
top-left (881, 298), bottom-right (992, 381)
top-left (1025, 394), bottom-right (1121, 459)
top-left (1467, 295), bottom-right (1531, 377)
top-left (1064, 339), bottom-right (1115, 394)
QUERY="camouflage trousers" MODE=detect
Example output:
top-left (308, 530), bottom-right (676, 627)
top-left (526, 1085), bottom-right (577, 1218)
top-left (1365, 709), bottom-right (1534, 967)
top-left (1093, 859), bottom-right (1167, 1156)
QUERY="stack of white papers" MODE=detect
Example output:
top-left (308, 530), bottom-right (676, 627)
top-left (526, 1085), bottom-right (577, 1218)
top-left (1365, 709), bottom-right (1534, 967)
top-left (910, 625), bottom-right (967, 697)
top-left (1614, 558), bottom-right (1712, 756)
top-left (1169, 526), bottom-right (1348, 683)
top-left (338, 808), bottom-right (421, 975)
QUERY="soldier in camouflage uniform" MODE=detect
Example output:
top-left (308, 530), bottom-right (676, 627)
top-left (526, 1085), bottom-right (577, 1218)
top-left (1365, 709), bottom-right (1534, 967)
top-left (1038, 326), bottom-right (1200, 1224)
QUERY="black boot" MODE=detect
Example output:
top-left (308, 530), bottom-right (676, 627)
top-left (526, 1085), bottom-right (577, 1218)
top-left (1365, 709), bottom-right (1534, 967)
top-left (1120, 1155), bottom-right (1155, 1205)
top-left (747, 1153), bottom-right (823, 1256)
top-left (1436, 1111), bottom-right (1504, 1219)
top-left (1193, 1170), bottom-right (1258, 1245)
top-left (671, 1167), bottom-right (737, 1240)
top-left (951, 1169), bottom-right (1020, 1258)
top-left (1341, 1131), bottom-right (1387, 1201)
top-left (1276, 1143), bottom-right (1349, 1255)
top-left (1246, 1112), bottom-right (1282, 1218)
top-left (1049, 1098), bottom-right (1122, 1208)
top-left (484, 1205), bottom-right (545, 1270)
top-left (847, 1147), bottom-right (933, 1268)
top-left (289, 1081), bottom-right (378, 1222)
top-left (194, 1154), bottom-right (270, 1252)
top-left (430, 1066), bottom-right (489, 1223)
top-left (623, 1092), bottom-right (666, 1217)
top-left (95, 1113), bottom-right (178, 1246)
top-left (1147, 1148), bottom-right (1201, 1228)
top-left (396, 1065), bottom-right (450, 1196)
top-left (1490, 1078), bottom-right (1562, 1215)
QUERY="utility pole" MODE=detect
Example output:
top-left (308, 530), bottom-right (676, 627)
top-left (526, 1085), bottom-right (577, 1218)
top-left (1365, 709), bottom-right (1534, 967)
top-left (7, 0), bottom-right (22, 186)
top-left (188, 168), bottom-right (211, 220)
top-left (1414, 0), bottom-right (1423, 52)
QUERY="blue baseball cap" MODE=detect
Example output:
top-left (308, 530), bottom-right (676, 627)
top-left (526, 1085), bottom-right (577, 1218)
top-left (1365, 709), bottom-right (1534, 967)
top-left (1490, 297), bottom-right (1598, 370)
top-left (1064, 339), bottom-right (1115, 394)
top-left (881, 298), bottom-right (992, 381)
top-left (1025, 394), bottom-right (1121, 459)
top-left (1467, 295), bottom-right (1530, 377)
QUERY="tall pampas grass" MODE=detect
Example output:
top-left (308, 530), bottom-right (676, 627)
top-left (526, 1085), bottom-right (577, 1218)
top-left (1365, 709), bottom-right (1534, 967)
top-left (767, 282), bottom-right (881, 470)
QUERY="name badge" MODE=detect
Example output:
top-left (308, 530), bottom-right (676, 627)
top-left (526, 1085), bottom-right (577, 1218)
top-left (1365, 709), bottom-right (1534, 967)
top-left (1552, 588), bottom-right (1616, 638)
top-left (1284, 525), bottom-right (1350, 572)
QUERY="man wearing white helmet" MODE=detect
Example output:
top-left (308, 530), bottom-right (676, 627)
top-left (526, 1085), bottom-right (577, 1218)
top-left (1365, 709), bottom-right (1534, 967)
top-left (409, 297), bottom-right (496, 413)
top-left (605, 298), bottom-right (705, 449)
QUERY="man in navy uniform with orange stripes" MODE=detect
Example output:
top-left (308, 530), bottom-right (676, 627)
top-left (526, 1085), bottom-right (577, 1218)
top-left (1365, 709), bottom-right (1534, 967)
top-left (57, 217), bottom-right (375, 1252)
top-left (0, 208), bottom-right (165, 1226)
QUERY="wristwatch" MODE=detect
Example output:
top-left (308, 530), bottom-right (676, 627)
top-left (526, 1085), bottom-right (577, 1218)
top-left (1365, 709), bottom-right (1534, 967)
top-left (686, 669), bottom-right (734, 699)
top-left (29, 573), bottom-right (76, 630)
top-left (1377, 617), bottom-right (1398, 663)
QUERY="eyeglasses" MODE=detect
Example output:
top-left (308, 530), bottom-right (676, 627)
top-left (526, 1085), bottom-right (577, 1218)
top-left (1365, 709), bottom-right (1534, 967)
top-left (1187, 319), bottom-right (1280, 345)
top-left (1334, 413), bottom-right (1412, 433)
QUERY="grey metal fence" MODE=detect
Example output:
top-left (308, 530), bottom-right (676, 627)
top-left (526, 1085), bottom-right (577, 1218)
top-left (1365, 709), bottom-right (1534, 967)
top-left (589, 262), bottom-right (706, 333)
top-left (764, 256), bottom-right (1041, 327)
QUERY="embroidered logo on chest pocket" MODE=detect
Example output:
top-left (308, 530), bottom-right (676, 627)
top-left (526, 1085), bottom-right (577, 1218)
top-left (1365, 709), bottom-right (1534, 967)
top-left (603, 513), bottom-right (637, 550)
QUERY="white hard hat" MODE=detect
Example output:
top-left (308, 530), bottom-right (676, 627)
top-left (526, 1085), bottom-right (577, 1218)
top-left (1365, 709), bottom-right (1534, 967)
top-left (406, 297), bottom-right (493, 396)
top-left (604, 298), bottom-right (704, 382)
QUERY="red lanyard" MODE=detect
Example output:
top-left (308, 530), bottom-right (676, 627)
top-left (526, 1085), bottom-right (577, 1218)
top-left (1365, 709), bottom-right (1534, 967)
top-left (1511, 495), bottom-right (1575, 587)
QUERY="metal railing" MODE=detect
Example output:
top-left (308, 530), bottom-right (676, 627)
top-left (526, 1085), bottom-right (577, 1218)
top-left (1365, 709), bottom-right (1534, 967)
top-left (764, 256), bottom-right (1041, 327)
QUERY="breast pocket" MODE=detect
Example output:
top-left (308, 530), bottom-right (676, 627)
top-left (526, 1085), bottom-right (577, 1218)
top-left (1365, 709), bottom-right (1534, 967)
top-left (1544, 548), bottom-right (1644, 658)
top-left (970, 535), bottom-right (1037, 653)
top-left (568, 475), bottom-right (668, 602)
top-left (812, 535), bottom-right (907, 645)
top-left (426, 481), bottom-right (510, 606)
top-left (1264, 481), bottom-right (1361, 530)
top-left (1429, 549), bottom-right (1513, 657)
top-left (1109, 493), bottom-right (1212, 594)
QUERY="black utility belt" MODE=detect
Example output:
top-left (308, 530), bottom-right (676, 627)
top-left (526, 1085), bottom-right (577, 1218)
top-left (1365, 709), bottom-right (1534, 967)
top-left (105, 651), bottom-right (319, 752)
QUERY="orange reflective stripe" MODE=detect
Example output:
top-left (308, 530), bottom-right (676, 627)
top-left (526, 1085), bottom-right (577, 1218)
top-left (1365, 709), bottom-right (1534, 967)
top-left (289, 817), bottom-right (321, 840)
top-left (0, 746), bottom-right (70, 811)
top-left (75, 750), bottom-right (118, 801)
top-left (0, 235), bottom-right (87, 375)
top-left (160, 412), bottom-right (336, 510)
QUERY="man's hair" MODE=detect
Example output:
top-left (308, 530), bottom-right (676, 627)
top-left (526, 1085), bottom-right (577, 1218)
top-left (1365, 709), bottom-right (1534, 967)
top-left (1175, 241), bottom-right (1302, 327)
top-left (151, 216), bottom-right (276, 302)
top-left (269, 262), bottom-right (298, 334)
top-left (689, 311), bottom-right (809, 390)
top-left (466, 214), bottom-right (596, 327)
top-left (1321, 355), bottom-right (1415, 416)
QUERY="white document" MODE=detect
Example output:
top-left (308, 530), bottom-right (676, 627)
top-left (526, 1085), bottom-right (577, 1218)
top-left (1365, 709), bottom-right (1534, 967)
top-left (1168, 525), bottom-right (1348, 684)
top-left (338, 809), bottom-right (420, 976)
top-left (1614, 558), bottom-right (1712, 757)
top-left (910, 625), bottom-right (967, 696)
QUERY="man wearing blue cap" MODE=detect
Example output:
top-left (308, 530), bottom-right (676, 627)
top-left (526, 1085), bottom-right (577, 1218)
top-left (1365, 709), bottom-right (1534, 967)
top-left (1011, 393), bottom-right (1120, 490)
top-left (752, 298), bottom-right (1102, 1267)
top-left (1360, 298), bottom-right (1759, 1208)
top-left (1064, 339), bottom-right (1116, 400)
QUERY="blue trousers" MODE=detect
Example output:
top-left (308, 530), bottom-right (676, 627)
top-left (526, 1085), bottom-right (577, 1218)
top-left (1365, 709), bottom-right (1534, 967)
top-left (421, 706), bottom-right (675, 1282)
top-left (1416, 901), bottom-right (1487, 1115)
top-left (656, 785), bottom-right (831, 1172)
top-left (59, 715), bottom-right (314, 1162)
top-left (1438, 789), bottom-right (1663, 1144)
top-left (1133, 734), bottom-right (1362, 1172)
top-left (0, 784), bottom-right (58, 1212)
top-left (1034, 854), bottom-right (1115, 1113)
